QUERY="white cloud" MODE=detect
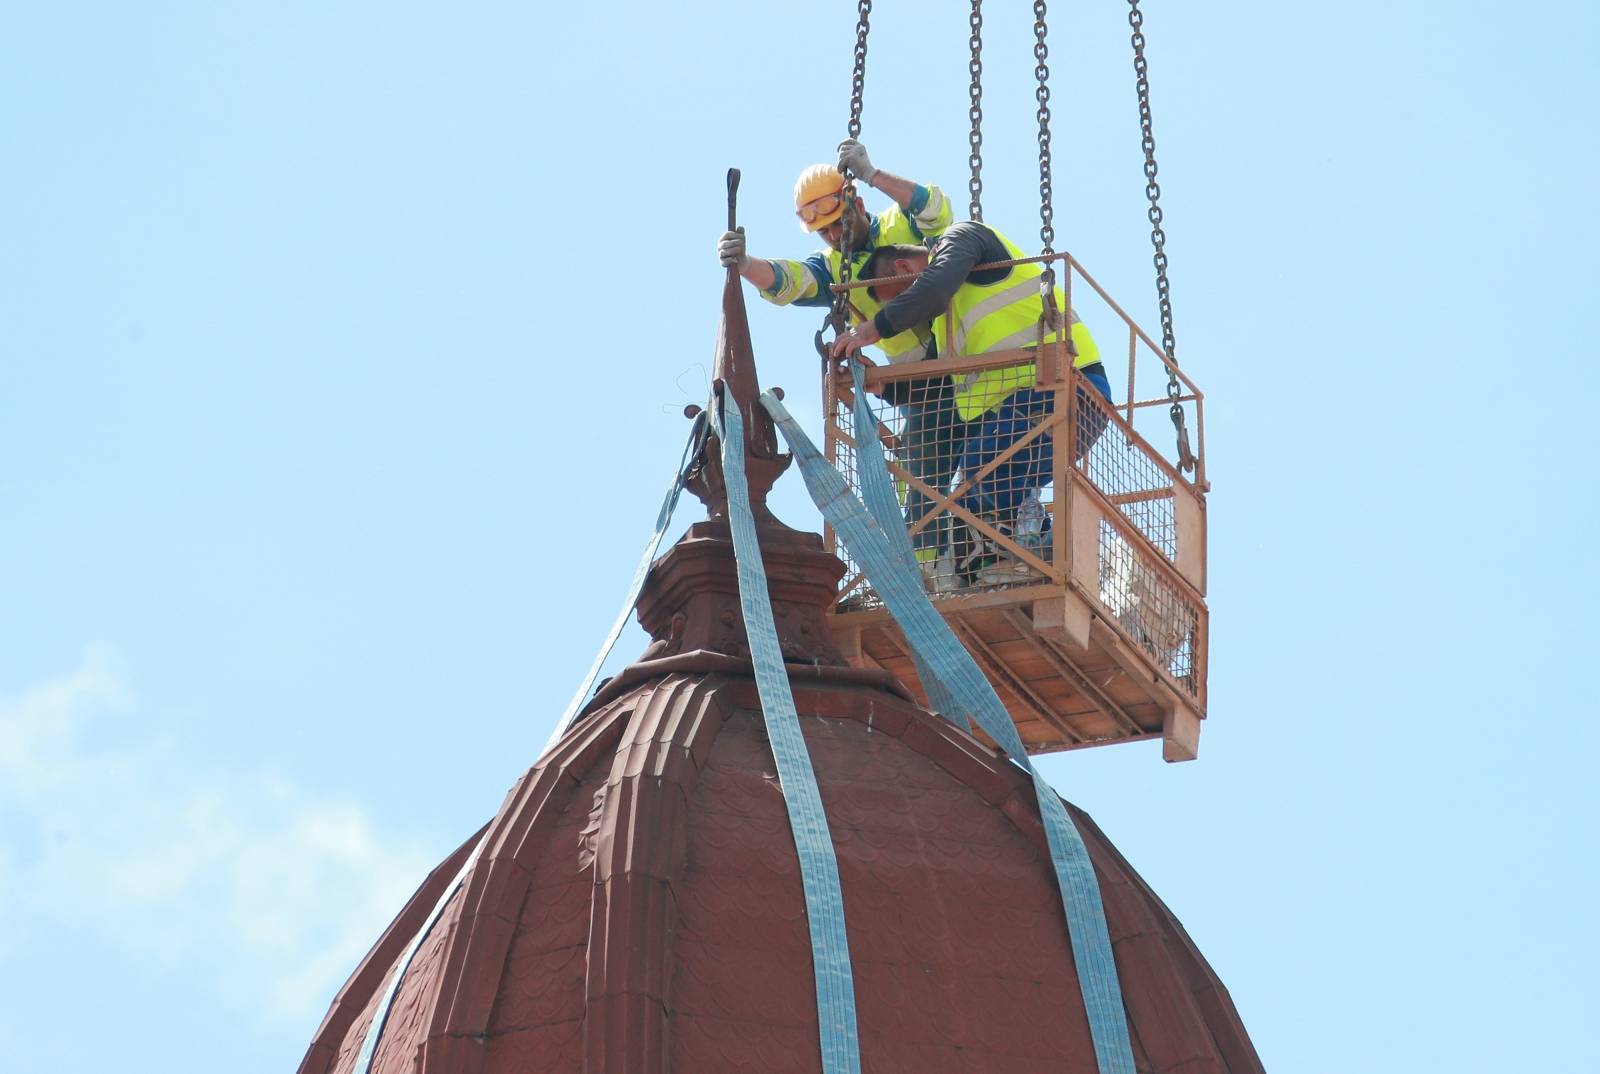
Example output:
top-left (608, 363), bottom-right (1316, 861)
top-left (0, 646), bottom-right (432, 1019)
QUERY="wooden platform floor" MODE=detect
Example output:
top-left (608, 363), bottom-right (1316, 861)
top-left (828, 582), bottom-right (1204, 762)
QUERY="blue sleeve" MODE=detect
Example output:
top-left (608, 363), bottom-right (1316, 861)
top-left (788, 254), bottom-right (836, 309)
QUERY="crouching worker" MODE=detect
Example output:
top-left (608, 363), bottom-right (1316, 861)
top-left (830, 219), bottom-right (1115, 583)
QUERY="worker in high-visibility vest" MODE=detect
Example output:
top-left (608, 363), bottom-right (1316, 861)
top-left (830, 220), bottom-right (1115, 583)
top-left (718, 140), bottom-right (965, 588)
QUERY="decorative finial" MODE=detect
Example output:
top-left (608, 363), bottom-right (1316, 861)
top-left (685, 167), bottom-right (791, 524)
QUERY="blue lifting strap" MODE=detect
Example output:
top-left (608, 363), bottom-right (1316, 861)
top-left (359, 416), bottom-right (703, 1060)
top-left (352, 836), bottom-right (486, 1074)
top-left (718, 393), bottom-right (863, 1074)
top-left (846, 359), bottom-right (961, 723)
top-left (762, 390), bottom-right (1137, 1074)
top-left (543, 411), bottom-right (705, 753)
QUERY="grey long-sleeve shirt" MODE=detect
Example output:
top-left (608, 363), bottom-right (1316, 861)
top-left (870, 220), bottom-right (1014, 340)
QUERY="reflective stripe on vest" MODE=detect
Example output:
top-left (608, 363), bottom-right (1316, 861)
top-left (932, 227), bottom-right (1101, 419)
top-left (951, 321), bottom-right (1101, 421)
top-left (828, 213), bottom-right (936, 365)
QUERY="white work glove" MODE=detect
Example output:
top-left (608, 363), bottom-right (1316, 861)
top-left (717, 227), bottom-right (748, 270)
top-left (837, 138), bottom-right (877, 184)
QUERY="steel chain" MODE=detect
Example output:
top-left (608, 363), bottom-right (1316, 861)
top-left (847, 0), bottom-right (871, 140)
top-left (967, 0), bottom-right (984, 222)
top-left (1128, 0), bottom-right (1193, 471)
top-left (1033, 1), bottom-right (1054, 256)
top-left (824, 0), bottom-right (874, 345)
top-left (1032, 0), bottom-right (1064, 339)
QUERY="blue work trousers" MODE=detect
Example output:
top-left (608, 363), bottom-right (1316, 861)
top-left (900, 381), bottom-right (970, 555)
top-left (957, 367), bottom-right (1115, 530)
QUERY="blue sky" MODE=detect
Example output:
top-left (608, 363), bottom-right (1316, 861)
top-left (3, 2), bottom-right (1596, 1071)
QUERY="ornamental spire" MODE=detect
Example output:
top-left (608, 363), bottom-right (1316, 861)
top-left (685, 168), bottom-right (791, 527)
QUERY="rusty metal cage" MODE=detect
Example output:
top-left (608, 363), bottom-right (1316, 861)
top-left (823, 253), bottom-right (1209, 757)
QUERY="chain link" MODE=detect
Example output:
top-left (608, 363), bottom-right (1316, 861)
top-left (1127, 0), bottom-right (1192, 471)
top-left (1033, 0), bottom-right (1054, 257)
top-left (847, 0), bottom-right (871, 141)
top-left (1031, 0), bottom-right (1065, 342)
top-left (967, 0), bottom-right (984, 222)
top-left (827, 0), bottom-right (874, 340)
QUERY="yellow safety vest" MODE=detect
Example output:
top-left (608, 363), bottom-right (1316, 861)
top-left (827, 206), bottom-right (941, 365)
top-left (930, 227), bottom-right (1100, 420)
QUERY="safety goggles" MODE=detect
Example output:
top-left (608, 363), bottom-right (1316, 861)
top-left (796, 192), bottom-right (845, 226)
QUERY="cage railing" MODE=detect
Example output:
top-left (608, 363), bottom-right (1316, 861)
top-left (829, 250), bottom-right (1206, 491)
top-left (821, 251), bottom-right (1207, 703)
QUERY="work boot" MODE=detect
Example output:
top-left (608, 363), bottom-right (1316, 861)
top-left (920, 550), bottom-right (962, 595)
top-left (976, 557), bottom-right (1045, 586)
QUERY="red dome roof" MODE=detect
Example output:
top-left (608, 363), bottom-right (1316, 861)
top-left (300, 239), bottom-right (1260, 1074)
top-left (299, 647), bottom-right (1260, 1073)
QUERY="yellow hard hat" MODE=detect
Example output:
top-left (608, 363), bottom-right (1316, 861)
top-left (794, 163), bottom-right (847, 232)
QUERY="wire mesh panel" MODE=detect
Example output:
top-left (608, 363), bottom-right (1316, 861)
top-left (836, 366), bottom-right (1068, 601)
top-left (823, 254), bottom-right (1208, 709)
top-left (1075, 384), bottom-right (1179, 560)
top-left (828, 387), bottom-right (875, 606)
top-left (1096, 518), bottom-right (1199, 694)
